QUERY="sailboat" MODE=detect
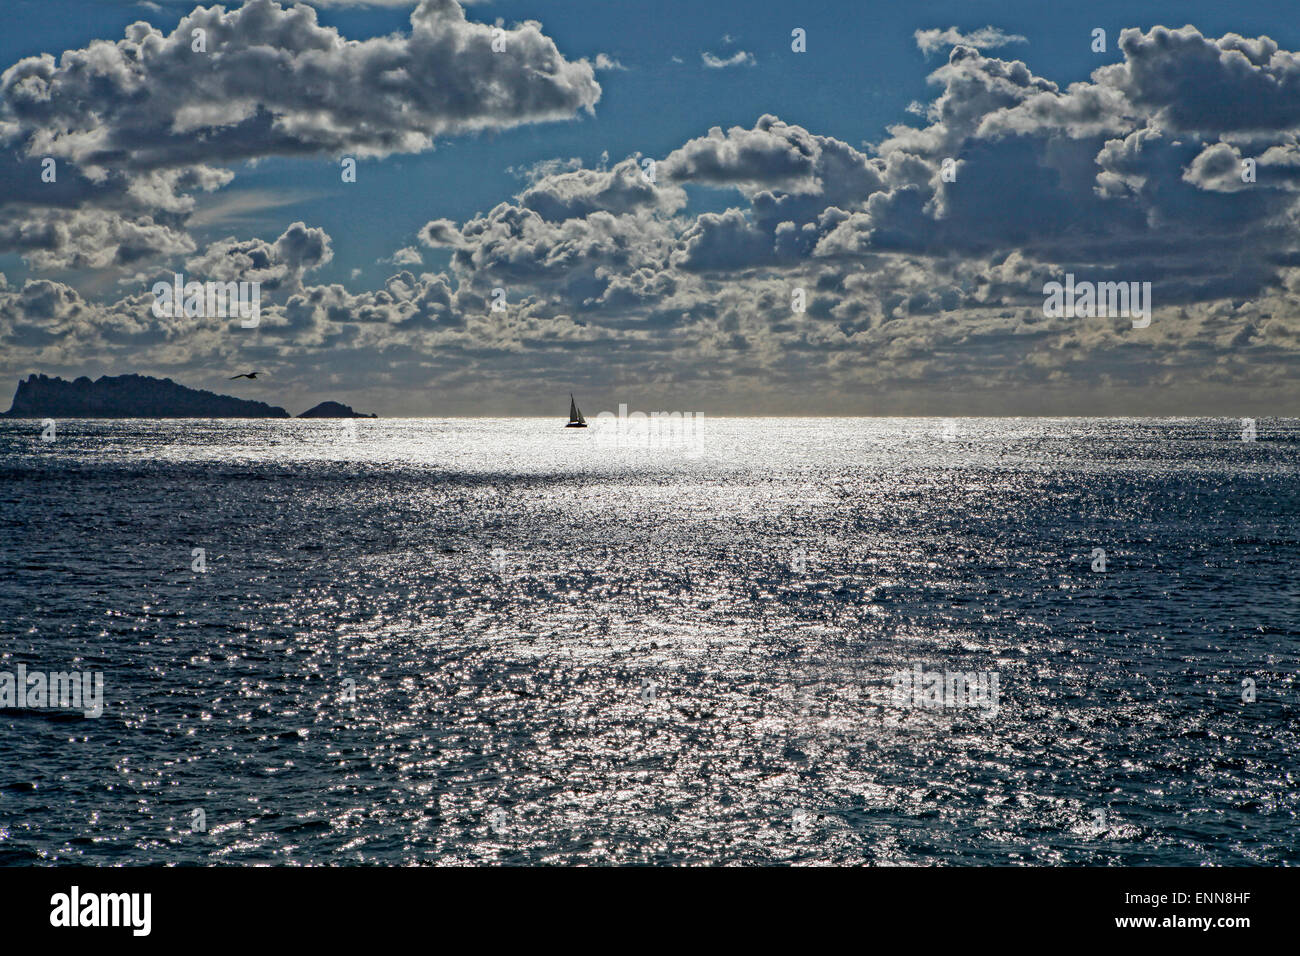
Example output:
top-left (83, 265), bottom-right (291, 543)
top-left (565, 393), bottom-right (588, 428)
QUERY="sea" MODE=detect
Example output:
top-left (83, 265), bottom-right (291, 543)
top-left (0, 417), bottom-right (1297, 865)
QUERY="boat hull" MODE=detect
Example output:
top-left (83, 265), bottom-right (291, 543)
top-left (565, 422), bottom-right (588, 428)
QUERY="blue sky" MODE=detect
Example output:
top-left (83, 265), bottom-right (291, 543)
top-left (1, 0), bottom-right (1299, 414)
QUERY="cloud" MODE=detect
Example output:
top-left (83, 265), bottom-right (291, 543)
top-left (1106, 26), bottom-right (1300, 133)
top-left (0, 0), bottom-right (599, 270)
top-left (3, 0), bottom-right (599, 169)
top-left (183, 221), bottom-right (333, 293)
top-left (663, 115), bottom-right (883, 201)
top-left (387, 246), bottom-right (425, 266)
top-left (914, 26), bottom-right (1028, 55)
top-left (518, 156), bottom-right (685, 221)
top-left (701, 50), bottom-right (756, 69)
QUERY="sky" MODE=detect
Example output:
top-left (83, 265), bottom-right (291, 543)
top-left (1, 0), bottom-right (1298, 416)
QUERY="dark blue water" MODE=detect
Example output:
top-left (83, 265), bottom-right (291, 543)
top-left (1, 417), bottom-right (1297, 864)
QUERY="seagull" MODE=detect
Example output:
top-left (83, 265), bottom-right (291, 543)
top-left (229, 372), bottom-right (259, 380)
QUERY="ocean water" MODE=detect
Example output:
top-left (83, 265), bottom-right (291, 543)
top-left (1, 417), bottom-right (1297, 866)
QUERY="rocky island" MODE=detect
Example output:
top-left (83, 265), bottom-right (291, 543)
top-left (1, 373), bottom-right (377, 419)
top-left (297, 401), bottom-right (377, 419)
top-left (1, 373), bottom-right (290, 418)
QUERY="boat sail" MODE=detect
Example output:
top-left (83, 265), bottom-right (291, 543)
top-left (565, 393), bottom-right (588, 428)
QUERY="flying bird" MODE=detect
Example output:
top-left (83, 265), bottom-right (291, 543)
top-left (229, 372), bottom-right (259, 380)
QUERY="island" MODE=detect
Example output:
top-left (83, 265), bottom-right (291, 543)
top-left (2, 373), bottom-right (292, 418)
top-left (297, 401), bottom-right (377, 419)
